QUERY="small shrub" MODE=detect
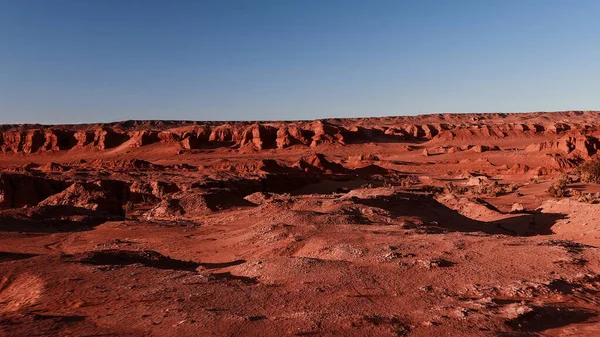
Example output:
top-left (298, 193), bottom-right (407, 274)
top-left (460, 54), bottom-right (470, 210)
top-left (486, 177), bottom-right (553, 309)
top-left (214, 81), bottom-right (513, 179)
top-left (444, 182), bottom-right (467, 195)
top-left (578, 159), bottom-right (600, 183)
top-left (489, 181), bottom-right (507, 197)
top-left (398, 175), bottom-right (420, 187)
top-left (421, 185), bottom-right (444, 194)
top-left (547, 180), bottom-right (568, 198)
top-left (558, 173), bottom-right (572, 185)
top-left (471, 181), bottom-right (506, 197)
top-left (508, 183), bottom-right (521, 193)
top-left (578, 192), bottom-right (600, 204)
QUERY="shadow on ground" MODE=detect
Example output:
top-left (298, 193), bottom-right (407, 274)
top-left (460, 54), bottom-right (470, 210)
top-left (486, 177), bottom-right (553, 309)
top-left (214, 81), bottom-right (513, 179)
top-left (353, 192), bottom-right (566, 236)
top-left (0, 205), bottom-right (119, 234)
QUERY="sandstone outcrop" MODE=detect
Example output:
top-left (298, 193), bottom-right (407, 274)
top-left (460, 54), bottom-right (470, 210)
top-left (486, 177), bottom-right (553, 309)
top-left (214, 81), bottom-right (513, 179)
top-left (0, 111), bottom-right (598, 155)
top-left (294, 153), bottom-right (347, 174)
top-left (0, 173), bottom-right (70, 209)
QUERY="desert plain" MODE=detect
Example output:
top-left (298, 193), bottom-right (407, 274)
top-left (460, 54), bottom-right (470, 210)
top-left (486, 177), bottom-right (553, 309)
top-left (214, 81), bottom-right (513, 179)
top-left (1, 111), bottom-right (600, 336)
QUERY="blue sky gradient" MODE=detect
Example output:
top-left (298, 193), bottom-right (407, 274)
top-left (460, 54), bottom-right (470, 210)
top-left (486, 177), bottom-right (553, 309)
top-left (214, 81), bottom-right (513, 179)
top-left (1, 0), bottom-right (599, 123)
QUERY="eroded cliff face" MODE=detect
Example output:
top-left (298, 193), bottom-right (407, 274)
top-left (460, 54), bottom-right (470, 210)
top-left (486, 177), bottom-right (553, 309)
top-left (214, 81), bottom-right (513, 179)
top-left (93, 128), bottom-right (130, 150)
top-left (1, 111), bottom-right (599, 155)
top-left (0, 173), bottom-right (70, 208)
top-left (42, 129), bottom-right (77, 151)
top-left (526, 135), bottom-right (600, 158)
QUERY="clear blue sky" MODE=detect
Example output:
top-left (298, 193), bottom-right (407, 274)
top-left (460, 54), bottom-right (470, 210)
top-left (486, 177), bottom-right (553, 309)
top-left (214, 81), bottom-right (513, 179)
top-left (1, 0), bottom-right (599, 123)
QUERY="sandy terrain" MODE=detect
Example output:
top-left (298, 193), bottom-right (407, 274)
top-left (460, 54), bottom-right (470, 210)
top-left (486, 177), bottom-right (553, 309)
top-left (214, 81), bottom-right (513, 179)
top-left (1, 111), bottom-right (600, 336)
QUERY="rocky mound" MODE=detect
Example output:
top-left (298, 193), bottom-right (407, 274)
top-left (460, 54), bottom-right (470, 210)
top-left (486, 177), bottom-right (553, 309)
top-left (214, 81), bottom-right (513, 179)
top-left (243, 192), bottom-right (273, 205)
top-left (39, 180), bottom-right (130, 216)
top-left (258, 159), bottom-right (307, 175)
top-left (351, 164), bottom-right (392, 176)
top-left (503, 164), bottom-right (530, 175)
top-left (294, 153), bottom-right (347, 174)
top-left (350, 154), bottom-right (380, 161)
top-left (145, 188), bottom-right (254, 219)
top-left (37, 162), bottom-right (70, 172)
top-left (549, 155), bottom-right (582, 170)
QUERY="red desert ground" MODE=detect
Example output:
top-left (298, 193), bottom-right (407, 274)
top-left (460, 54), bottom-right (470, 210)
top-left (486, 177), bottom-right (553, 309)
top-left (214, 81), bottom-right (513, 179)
top-left (1, 111), bottom-right (600, 336)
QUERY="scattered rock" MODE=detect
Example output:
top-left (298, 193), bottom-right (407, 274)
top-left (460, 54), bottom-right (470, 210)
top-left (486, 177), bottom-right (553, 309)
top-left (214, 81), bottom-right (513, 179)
top-left (511, 203), bottom-right (525, 213)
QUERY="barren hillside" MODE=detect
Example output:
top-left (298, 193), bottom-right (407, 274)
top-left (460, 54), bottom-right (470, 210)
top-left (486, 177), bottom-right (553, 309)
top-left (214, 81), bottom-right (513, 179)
top-left (1, 111), bottom-right (600, 336)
